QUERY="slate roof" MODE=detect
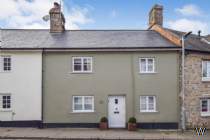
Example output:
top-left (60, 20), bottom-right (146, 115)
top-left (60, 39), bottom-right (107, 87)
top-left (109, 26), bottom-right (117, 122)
top-left (0, 29), bottom-right (178, 49)
top-left (165, 28), bottom-right (210, 53)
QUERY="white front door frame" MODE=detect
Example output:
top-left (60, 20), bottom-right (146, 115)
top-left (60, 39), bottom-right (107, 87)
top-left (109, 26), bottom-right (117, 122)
top-left (108, 95), bottom-right (126, 128)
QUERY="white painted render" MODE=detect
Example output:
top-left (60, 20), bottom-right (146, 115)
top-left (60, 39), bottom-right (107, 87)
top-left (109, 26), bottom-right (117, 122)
top-left (0, 51), bottom-right (42, 121)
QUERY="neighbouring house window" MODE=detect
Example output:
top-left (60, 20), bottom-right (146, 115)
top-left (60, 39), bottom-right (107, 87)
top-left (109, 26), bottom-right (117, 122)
top-left (0, 94), bottom-right (11, 110)
top-left (72, 57), bottom-right (92, 73)
top-left (202, 60), bottom-right (210, 81)
top-left (200, 98), bottom-right (210, 116)
top-left (139, 58), bottom-right (155, 73)
top-left (73, 96), bottom-right (94, 112)
top-left (140, 96), bottom-right (156, 112)
top-left (0, 56), bottom-right (11, 72)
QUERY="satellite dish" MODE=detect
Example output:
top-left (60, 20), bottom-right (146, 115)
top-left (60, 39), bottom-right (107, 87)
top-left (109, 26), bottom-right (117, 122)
top-left (42, 15), bottom-right (50, 22)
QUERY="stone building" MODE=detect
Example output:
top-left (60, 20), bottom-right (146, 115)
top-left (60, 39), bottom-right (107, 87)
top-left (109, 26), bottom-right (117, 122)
top-left (149, 5), bottom-right (210, 129)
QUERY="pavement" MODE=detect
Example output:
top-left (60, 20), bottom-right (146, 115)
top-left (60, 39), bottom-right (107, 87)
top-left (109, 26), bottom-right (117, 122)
top-left (0, 127), bottom-right (209, 140)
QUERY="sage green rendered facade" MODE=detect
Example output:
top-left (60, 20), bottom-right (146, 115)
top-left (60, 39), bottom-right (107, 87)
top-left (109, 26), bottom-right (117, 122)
top-left (43, 51), bottom-right (180, 125)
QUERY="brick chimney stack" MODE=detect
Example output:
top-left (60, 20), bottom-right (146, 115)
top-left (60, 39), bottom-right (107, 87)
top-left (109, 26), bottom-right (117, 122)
top-left (149, 4), bottom-right (163, 27)
top-left (206, 35), bottom-right (210, 42)
top-left (49, 2), bottom-right (65, 33)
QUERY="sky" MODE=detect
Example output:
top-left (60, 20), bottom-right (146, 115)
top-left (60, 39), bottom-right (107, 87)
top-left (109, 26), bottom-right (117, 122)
top-left (0, 0), bottom-right (209, 35)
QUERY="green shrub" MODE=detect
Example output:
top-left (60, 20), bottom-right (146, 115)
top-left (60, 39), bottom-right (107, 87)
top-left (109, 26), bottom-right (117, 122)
top-left (100, 117), bottom-right (108, 122)
top-left (128, 117), bottom-right (136, 123)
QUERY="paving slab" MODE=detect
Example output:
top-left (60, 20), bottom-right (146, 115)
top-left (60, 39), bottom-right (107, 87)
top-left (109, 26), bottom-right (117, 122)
top-left (0, 128), bottom-right (209, 140)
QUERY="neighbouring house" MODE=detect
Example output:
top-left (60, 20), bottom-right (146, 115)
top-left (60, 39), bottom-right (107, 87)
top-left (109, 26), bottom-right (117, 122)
top-left (149, 5), bottom-right (210, 129)
top-left (0, 32), bottom-right (42, 126)
top-left (0, 2), bottom-right (209, 129)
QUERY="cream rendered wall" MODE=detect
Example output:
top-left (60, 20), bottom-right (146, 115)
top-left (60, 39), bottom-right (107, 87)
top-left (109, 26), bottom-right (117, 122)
top-left (0, 51), bottom-right (42, 121)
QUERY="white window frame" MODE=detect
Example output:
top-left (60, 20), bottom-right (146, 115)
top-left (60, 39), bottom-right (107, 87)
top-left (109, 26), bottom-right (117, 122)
top-left (72, 57), bottom-right (93, 73)
top-left (72, 96), bottom-right (94, 113)
top-left (140, 96), bottom-right (156, 112)
top-left (0, 56), bottom-right (12, 72)
top-left (202, 60), bottom-right (210, 81)
top-left (0, 94), bottom-right (12, 111)
top-left (139, 58), bottom-right (155, 73)
top-left (200, 98), bottom-right (210, 116)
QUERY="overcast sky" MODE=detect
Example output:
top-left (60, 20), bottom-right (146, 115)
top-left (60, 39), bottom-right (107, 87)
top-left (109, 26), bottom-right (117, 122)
top-left (0, 0), bottom-right (209, 35)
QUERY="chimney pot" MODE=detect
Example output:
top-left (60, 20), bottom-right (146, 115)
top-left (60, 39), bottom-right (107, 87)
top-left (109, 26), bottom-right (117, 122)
top-left (149, 4), bottom-right (163, 27)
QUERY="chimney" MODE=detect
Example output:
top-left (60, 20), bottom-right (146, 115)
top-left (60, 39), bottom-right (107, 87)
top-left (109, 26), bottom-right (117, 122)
top-left (49, 2), bottom-right (65, 33)
top-left (206, 35), bottom-right (210, 41)
top-left (149, 4), bottom-right (163, 27)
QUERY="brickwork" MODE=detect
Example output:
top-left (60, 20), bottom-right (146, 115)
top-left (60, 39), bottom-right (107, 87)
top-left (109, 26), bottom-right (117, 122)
top-left (149, 4), bottom-right (163, 27)
top-left (185, 53), bottom-right (210, 129)
top-left (49, 2), bottom-right (65, 33)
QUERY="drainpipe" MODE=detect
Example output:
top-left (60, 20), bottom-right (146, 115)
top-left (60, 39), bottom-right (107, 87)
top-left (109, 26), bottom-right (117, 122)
top-left (181, 31), bottom-right (192, 131)
top-left (0, 27), bottom-right (2, 48)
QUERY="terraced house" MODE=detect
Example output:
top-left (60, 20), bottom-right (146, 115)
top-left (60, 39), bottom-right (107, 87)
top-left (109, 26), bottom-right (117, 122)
top-left (0, 3), bottom-right (210, 129)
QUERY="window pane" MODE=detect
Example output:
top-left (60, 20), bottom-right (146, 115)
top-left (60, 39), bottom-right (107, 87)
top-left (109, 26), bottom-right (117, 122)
top-left (74, 97), bottom-right (82, 104)
top-left (140, 96), bottom-right (147, 111)
top-left (74, 104), bottom-right (82, 110)
top-left (84, 104), bottom-right (92, 110)
top-left (148, 96), bottom-right (154, 104)
top-left (140, 96), bottom-right (146, 104)
top-left (140, 59), bottom-right (146, 72)
top-left (3, 57), bottom-right (11, 71)
top-left (148, 59), bottom-right (154, 72)
top-left (83, 58), bottom-right (91, 71)
top-left (83, 64), bottom-right (91, 71)
top-left (202, 100), bottom-right (208, 112)
top-left (140, 104), bottom-right (147, 110)
top-left (207, 62), bottom-right (210, 77)
top-left (84, 97), bottom-right (93, 110)
top-left (84, 97), bottom-right (93, 104)
top-left (73, 58), bottom-right (82, 71)
top-left (148, 103), bottom-right (154, 110)
top-left (74, 59), bottom-right (81, 64)
top-left (74, 64), bottom-right (82, 71)
top-left (2, 95), bottom-right (11, 109)
top-left (3, 105), bottom-right (6, 108)
top-left (203, 61), bottom-right (207, 77)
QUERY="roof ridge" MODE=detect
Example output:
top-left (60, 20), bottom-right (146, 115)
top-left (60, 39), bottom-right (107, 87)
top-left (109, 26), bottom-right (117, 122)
top-left (1, 29), bottom-right (151, 31)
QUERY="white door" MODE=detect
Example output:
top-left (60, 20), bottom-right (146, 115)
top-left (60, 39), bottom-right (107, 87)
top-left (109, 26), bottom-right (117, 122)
top-left (108, 96), bottom-right (126, 128)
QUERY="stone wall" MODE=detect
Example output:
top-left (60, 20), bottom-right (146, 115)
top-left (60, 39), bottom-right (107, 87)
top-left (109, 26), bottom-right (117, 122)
top-left (185, 52), bottom-right (210, 129)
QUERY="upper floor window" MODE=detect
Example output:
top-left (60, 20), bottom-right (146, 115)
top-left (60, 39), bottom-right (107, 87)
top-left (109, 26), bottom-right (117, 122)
top-left (72, 57), bottom-right (92, 73)
top-left (140, 96), bottom-right (156, 112)
top-left (139, 58), bottom-right (155, 73)
top-left (0, 94), bottom-right (11, 110)
top-left (0, 56), bottom-right (11, 72)
top-left (202, 60), bottom-right (210, 81)
top-left (200, 98), bottom-right (210, 116)
top-left (72, 96), bottom-right (94, 112)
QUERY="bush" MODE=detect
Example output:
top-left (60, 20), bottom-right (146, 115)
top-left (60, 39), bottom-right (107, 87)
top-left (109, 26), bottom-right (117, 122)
top-left (128, 117), bottom-right (136, 123)
top-left (100, 117), bottom-right (108, 123)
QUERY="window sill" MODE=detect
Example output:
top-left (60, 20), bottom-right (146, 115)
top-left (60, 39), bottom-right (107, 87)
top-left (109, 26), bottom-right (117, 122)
top-left (140, 110), bottom-right (158, 113)
top-left (201, 113), bottom-right (210, 117)
top-left (0, 109), bottom-right (12, 112)
top-left (202, 78), bottom-right (210, 82)
top-left (70, 111), bottom-right (95, 114)
top-left (139, 72), bottom-right (157, 74)
top-left (0, 71), bottom-right (12, 73)
top-left (71, 71), bottom-right (93, 74)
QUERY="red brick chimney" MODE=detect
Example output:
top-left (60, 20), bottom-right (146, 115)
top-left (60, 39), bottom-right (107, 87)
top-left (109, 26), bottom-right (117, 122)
top-left (49, 2), bottom-right (65, 33)
top-left (149, 4), bottom-right (163, 28)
